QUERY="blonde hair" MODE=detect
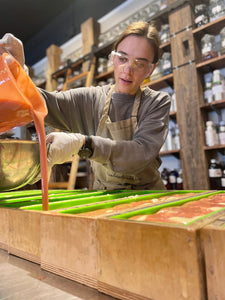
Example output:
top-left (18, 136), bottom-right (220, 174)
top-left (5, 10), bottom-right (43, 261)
top-left (113, 21), bottom-right (160, 64)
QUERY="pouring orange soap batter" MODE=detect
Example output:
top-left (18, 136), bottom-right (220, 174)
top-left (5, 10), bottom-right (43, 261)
top-left (0, 53), bottom-right (49, 210)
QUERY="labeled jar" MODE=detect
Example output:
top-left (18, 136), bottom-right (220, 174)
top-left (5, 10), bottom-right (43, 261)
top-left (194, 4), bottom-right (209, 28)
top-left (220, 27), bottom-right (225, 55)
top-left (97, 58), bottom-right (108, 74)
top-left (161, 52), bottom-right (172, 75)
top-left (212, 69), bottom-right (225, 101)
top-left (201, 34), bottom-right (218, 61)
top-left (209, 0), bottom-right (225, 22)
top-left (204, 80), bottom-right (213, 103)
top-left (160, 24), bottom-right (170, 44)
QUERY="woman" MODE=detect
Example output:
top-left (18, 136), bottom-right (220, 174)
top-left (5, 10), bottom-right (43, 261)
top-left (1, 21), bottom-right (171, 190)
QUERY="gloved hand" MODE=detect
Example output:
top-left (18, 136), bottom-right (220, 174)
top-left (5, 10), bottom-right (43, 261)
top-left (46, 132), bottom-right (84, 166)
top-left (0, 33), bottom-right (25, 67)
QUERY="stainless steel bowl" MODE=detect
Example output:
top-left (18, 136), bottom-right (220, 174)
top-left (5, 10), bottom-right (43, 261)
top-left (0, 140), bottom-right (40, 191)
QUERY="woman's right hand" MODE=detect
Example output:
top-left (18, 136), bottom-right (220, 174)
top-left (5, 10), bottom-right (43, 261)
top-left (0, 33), bottom-right (25, 67)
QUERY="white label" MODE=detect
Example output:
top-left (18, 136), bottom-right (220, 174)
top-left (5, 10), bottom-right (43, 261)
top-left (209, 168), bottom-right (222, 178)
top-left (169, 175), bottom-right (176, 183)
top-left (221, 177), bottom-right (225, 187)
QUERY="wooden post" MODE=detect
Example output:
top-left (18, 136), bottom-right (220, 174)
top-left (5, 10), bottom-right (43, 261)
top-left (45, 44), bottom-right (62, 91)
top-left (81, 17), bottom-right (100, 73)
top-left (168, 3), bottom-right (209, 189)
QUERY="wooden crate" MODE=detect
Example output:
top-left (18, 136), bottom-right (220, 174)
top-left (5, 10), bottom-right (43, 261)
top-left (97, 209), bottom-right (225, 300)
top-left (200, 214), bottom-right (225, 300)
top-left (41, 212), bottom-right (98, 288)
top-left (0, 208), bottom-right (9, 250)
top-left (8, 209), bottom-right (42, 264)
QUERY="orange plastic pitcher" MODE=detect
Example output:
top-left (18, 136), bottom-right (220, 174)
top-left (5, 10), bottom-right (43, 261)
top-left (0, 52), bottom-right (47, 133)
top-left (0, 52), bottom-right (49, 210)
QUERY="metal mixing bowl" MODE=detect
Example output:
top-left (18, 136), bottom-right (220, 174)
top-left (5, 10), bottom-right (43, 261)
top-left (0, 140), bottom-right (40, 191)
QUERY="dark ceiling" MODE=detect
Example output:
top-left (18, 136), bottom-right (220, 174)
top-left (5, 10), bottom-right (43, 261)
top-left (0, 0), bottom-right (126, 66)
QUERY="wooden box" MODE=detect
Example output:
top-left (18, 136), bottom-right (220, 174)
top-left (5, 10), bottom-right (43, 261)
top-left (97, 196), bottom-right (225, 300)
top-left (8, 209), bottom-right (42, 264)
top-left (0, 208), bottom-right (9, 250)
top-left (200, 214), bottom-right (225, 300)
top-left (41, 213), bottom-right (98, 288)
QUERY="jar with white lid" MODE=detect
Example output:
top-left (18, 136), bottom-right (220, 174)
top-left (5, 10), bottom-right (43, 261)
top-left (209, 0), bottom-right (225, 22)
top-left (201, 34), bottom-right (218, 61)
top-left (194, 4), bottom-right (209, 28)
top-left (160, 24), bottom-right (170, 44)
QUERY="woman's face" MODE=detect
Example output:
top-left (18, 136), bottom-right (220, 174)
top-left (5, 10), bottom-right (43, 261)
top-left (113, 35), bottom-right (155, 95)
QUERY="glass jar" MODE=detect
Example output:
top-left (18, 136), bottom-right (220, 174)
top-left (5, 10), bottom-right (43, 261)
top-left (160, 24), bottom-right (170, 44)
top-left (161, 52), bottom-right (172, 76)
top-left (209, 0), bottom-right (225, 22)
top-left (201, 34), bottom-right (218, 61)
top-left (204, 80), bottom-right (213, 103)
top-left (97, 58), bottom-right (108, 75)
top-left (194, 4), bottom-right (209, 28)
top-left (220, 27), bottom-right (225, 55)
top-left (150, 63), bottom-right (162, 81)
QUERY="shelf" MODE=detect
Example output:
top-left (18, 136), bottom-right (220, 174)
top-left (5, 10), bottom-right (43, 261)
top-left (52, 56), bottom-right (88, 80)
top-left (169, 111), bottom-right (177, 118)
top-left (160, 41), bottom-right (171, 52)
top-left (66, 71), bottom-right (89, 85)
top-left (95, 67), bottom-right (114, 81)
top-left (193, 16), bottom-right (225, 40)
top-left (196, 54), bottom-right (225, 73)
top-left (142, 73), bottom-right (173, 90)
top-left (200, 99), bottom-right (225, 111)
top-left (159, 149), bottom-right (180, 156)
top-left (204, 144), bottom-right (225, 151)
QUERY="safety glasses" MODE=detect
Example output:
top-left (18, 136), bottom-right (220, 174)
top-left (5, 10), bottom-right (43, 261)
top-left (109, 50), bottom-right (154, 74)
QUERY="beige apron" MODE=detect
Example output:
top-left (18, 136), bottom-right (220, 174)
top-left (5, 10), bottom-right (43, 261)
top-left (92, 85), bottom-right (166, 190)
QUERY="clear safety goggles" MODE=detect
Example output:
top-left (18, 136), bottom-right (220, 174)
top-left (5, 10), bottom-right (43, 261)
top-left (109, 50), bottom-right (154, 74)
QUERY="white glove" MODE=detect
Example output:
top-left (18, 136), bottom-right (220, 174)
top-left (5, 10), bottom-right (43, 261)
top-left (46, 132), bottom-right (84, 166)
top-left (0, 33), bottom-right (27, 70)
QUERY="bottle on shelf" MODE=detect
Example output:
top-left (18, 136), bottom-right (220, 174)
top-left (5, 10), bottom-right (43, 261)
top-left (208, 158), bottom-right (222, 189)
top-left (204, 80), bottom-right (213, 103)
top-left (218, 121), bottom-right (225, 145)
top-left (169, 169), bottom-right (178, 190)
top-left (205, 120), bottom-right (219, 146)
top-left (177, 169), bottom-right (183, 190)
top-left (220, 169), bottom-right (225, 190)
top-left (212, 69), bottom-right (225, 101)
top-left (220, 27), bottom-right (225, 55)
top-left (161, 168), bottom-right (171, 189)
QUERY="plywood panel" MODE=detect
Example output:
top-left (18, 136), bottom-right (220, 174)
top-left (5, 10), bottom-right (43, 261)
top-left (97, 218), bottom-right (207, 300)
top-left (0, 208), bottom-right (9, 250)
top-left (8, 210), bottom-right (41, 264)
top-left (41, 213), bottom-right (98, 288)
top-left (200, 216), bottom-right (225, 300)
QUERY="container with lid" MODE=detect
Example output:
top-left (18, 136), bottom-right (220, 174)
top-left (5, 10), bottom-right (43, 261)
top-left (220, 27), bottom-right (225, 55)
top-left (219, 121), bottom-right (225, 145)
top-left (209, 0), bottom-right (225, 22)
top-left (204, 80), bottom-right (213, 103)
top-left (160, 24), bottom-right (170, 44)
top-left (161, 52), bottom-right (172, 76)
top-left (212, 69), bottom-right (225, 101)
top-left (201, 34), bottom-right (218, 61)
top-left (194, 4), bottom-right (209, 28)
